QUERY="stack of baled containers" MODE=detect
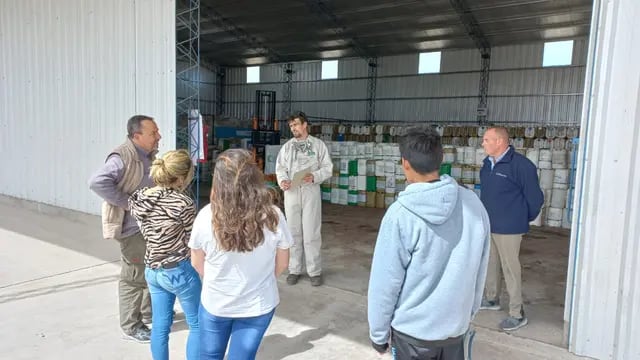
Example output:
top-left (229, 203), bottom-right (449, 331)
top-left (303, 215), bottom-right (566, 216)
top-left (321, 142), bottom-right (406, 209)
top-left (443, 143), bottom-right (485, 198)
top-left (524, 144), bottom-right (575, 229)
top-left (314, 124), bottom-right (577, 229)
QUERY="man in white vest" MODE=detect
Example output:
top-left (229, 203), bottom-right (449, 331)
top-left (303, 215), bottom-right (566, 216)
top-left (276, 111), bottom-right (333, 286)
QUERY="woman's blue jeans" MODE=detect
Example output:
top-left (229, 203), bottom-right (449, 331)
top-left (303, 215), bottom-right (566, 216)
top-left (145, 259), bottom-right (202, 360)
top-left (199, 304), bottom-right (275, 360)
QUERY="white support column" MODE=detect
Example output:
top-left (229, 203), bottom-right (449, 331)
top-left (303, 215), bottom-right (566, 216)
top-left (565, 0), bottom-right (640, 358)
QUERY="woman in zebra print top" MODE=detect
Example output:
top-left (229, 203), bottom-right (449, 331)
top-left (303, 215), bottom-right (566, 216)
top-left (129, 149), bottom-right (201, 360)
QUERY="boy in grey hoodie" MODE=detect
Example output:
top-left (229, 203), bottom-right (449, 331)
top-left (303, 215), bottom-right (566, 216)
top-left (367, 127), bottom-right (491, 359)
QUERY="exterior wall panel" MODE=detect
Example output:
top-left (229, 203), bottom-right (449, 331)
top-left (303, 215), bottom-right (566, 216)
top-left (0, 0), bottom-right (175, 215)
top-left (565, 1), bottom-right (640, 359)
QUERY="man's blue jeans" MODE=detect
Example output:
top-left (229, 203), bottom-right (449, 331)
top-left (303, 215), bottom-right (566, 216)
top-left (145, 259), bottom-right (201, 360)
top-left (199, 304), bottom-right (275, 360)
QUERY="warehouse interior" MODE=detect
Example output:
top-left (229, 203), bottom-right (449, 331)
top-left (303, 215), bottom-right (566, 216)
top-left (3, 0), bottom-right (639, 358)
top-left (173, 0), bottom-right (593, 350)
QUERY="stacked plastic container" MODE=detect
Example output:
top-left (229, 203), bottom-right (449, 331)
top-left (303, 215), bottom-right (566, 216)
top-left (321, 142), bottom-right (405, 209)
top-left (315, 124), bottom-right (578, 229)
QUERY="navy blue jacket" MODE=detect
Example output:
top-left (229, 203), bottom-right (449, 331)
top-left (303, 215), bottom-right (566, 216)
top-left (480, 146), bottom-right (544, 234)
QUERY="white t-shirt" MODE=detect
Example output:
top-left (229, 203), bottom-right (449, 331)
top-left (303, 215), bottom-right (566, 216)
top-left (188, 204), bottom-right (293, 318)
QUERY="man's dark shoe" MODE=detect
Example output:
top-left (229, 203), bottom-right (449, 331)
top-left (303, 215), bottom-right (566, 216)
top-left (480, 298), bottom-right (501, 311)
top-left (310, 275), bottom-right (323, 287)
top-left (500, 315), bottom-right (528, 331)
top-left (286, 274), bottom-right (300, 285)
top-left (500, 307), bottom-right (528, 331)
top-left (122, 324), bottom-right (151, 343)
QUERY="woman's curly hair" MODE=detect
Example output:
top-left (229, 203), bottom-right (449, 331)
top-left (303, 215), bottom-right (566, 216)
top-left (210, 149), bottom-right (278, 252)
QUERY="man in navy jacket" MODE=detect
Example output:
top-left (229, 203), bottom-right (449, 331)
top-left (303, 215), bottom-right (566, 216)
top-left (479, 126), bottom-right (543, 331)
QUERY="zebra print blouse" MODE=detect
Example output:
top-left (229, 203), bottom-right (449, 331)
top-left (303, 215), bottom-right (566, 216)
top-left (129, 187), bottom-right (197, 269)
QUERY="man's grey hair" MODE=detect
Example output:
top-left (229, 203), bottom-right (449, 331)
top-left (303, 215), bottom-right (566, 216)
top-left (127, 115), bottom-right (154, 139)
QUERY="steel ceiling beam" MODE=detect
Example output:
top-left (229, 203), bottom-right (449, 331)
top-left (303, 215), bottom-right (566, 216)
top-left (304, 0), bottom-right (379, 123)
top-left (282, 63), bottom-right (293, 120)
top-left (367, 58), bottom-right (378, 124)
top-left (199, 15), bottom-right (591, 49)
top-left (176, 0), bottom-right (202, 205)
top-left (199, 2), bottom-right (284, 63)
top-left (216, 66), bottom-right (225, 116)
top-left (199, 13), bottom-right (458, 36)
top-left (449, 0), bottom-right (490, 53)
top-left (448, 0), bottom-right (491, 124)
top-left (467, 0), bottom-right (583, 12)
top-left (199, 3), bottom-right (591, 36)
top-left (304, 0), bottom-right (372, 59)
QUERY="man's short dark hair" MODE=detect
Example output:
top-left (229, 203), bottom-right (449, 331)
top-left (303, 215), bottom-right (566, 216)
top-left (127, 115), bottom-right (154, 139)
top-left (399, 126), bottom-right (443, 174)
top-left (288, 111), bottom-right (308, 124)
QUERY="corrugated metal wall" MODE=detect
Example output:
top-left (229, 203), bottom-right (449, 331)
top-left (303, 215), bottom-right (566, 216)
top-left (565, 0), bottom-right (640, 358)
top-left (225, 61), bottom-right (368, 122)
top-left (223, 39), bottom-right (587, 125)
top-left (177, 63), bottom-right (218, 116)
top-left (0, 0), bottom-right (176, 215)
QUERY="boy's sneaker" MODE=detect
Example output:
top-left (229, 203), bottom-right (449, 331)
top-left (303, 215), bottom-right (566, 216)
top-left (480, 299), bottom-right (501, 311)
top-left (122, 325), bottom-right (151, 343)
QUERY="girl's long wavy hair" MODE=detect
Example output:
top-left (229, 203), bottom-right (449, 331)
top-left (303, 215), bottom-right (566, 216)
top-left (211, 149), bottom-right (278, 252)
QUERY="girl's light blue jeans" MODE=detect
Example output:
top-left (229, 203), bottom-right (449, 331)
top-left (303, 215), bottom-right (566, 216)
top-left (145, 259), bottom-right (201, 360)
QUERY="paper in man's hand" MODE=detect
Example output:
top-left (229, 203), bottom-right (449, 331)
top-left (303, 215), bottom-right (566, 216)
top-left (291, 167), bottom-right (314, 188)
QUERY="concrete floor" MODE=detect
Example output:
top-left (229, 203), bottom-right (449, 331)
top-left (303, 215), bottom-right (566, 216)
top-left (319, 204), bottom-right (571, 348)
top-left (0, 196), bottom-right (587, 360)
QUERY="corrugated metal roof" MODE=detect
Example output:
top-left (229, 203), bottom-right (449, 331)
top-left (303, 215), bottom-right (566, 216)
top-left (198, 0), bottom-right (592, 66)
top-left (0, 0), bottom-right (176, 215)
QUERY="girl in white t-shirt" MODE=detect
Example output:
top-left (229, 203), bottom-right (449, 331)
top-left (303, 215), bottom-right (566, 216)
top-left (189, 149), bottom-right (293, 360)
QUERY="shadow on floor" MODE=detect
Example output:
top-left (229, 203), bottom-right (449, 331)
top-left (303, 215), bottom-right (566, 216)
top-left (0, 196), bottom-right (571, 350)
top-left (260, 328), bottom-right (328, 359)
top-left (317, 204), bottom-right (570, 348)
top-left (0, 274), bottom-right (119, 304)
top-left (0, 195), bottom-right (119, 263)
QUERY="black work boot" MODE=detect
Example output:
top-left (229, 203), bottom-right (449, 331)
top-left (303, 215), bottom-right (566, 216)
top-left (310, 275), bottom-right (323, 287)
top-left (286, 274), bottom-right (300, 285)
